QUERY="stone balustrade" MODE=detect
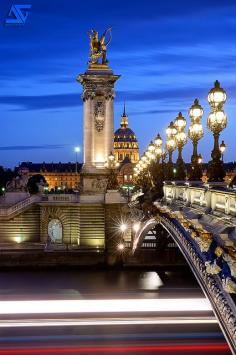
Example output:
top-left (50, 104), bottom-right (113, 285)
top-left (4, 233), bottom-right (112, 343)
top-left (0, 194), bottom-right (81, 216)
top-left (0, 195), bottom-right (41, 217)
top-left (43, 194), bottom-right (80, 203)
top-left (163, 182), bottom-right (236, 217)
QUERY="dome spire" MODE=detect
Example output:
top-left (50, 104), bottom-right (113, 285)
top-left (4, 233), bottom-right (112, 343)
top-left (123, 101), bottom-right (126, 116)
top-left (121, 101), bottom-right (128, 128)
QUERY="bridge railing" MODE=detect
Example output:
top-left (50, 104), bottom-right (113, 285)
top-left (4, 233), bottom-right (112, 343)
top-left (163, 182), bottom-right (236, 217)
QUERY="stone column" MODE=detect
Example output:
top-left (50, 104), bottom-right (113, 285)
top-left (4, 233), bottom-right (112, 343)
top-left (78, 72), bottom-right (119, 173)
top-left (104, 97), bottom-right (114, 160)
top-left (83, 97), bottom-right (93, 167)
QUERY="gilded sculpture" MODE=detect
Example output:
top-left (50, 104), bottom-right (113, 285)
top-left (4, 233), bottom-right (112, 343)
top-left (88, 27), bottom-right (112, 65)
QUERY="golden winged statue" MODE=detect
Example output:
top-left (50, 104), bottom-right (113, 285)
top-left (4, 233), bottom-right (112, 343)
top-left (88, 27), bottom-right (112, 65)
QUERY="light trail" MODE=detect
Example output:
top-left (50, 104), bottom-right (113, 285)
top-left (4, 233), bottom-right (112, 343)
top-left (0, 318), bottom-right (217, 327)
top-left (0, 344), bottom-right (229, 354)
top-left (0, 298), bottom-right (211, 315)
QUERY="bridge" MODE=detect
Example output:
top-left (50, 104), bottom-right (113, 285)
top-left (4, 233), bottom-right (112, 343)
top-left (130, 182), bottom-right (236, 353)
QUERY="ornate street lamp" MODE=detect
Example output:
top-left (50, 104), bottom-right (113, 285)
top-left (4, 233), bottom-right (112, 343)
top-left (207, 80), bottom-right (226, 110)
top-left (188, 99), bottom-right (204, 181)
top-left (220, 140), bottom-right (226, 162)
top-left (105, 152), bottom-right (120, 189)
top-left (154, 133), bottom-right (163, 148)
top-left (174, 112), bottom-right (187, 180)
top-left (152, 133), bottom-right (165, 193)
top-left (198, 154), bottom-right (203, 164)
top-left (166, 121), bottom-right (177, 138)
top-left (154, 133), bottom-right (163, 160)
top-left (165, 122), bottom-right (177, 181)
top-left (207, 81), bottom-right (227, 182)
top-left (146, 142), bottom-right (156, 162)
top-left (166, 136), bottom-right (176, 163)
top-left (141, 155), bottom-right (148, 163)
top-left (148, 141), bottom-right (156, 153)
top-left (105, 151), bottom-right (119, 168)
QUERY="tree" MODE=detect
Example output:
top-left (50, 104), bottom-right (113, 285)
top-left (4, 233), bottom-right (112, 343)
top-left (0, 166), bottom-right (15, 195)
top-left (27, 174), bottom-right (47, 194)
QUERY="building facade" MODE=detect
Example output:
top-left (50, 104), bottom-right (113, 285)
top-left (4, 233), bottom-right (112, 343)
top-left (18, 162), bottom-right (82, 190)
top-left (17, 106), bottom-right (140, 190)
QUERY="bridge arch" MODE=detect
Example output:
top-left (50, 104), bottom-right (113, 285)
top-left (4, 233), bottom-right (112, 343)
top-left (132, 213), bottom-right (236, 353)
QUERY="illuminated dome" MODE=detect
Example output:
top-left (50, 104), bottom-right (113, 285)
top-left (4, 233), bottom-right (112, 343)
top-left (114, 106), bottom-right (137, 143)
top-left (114, 104), bottom-right (139, 164)
top-left (114, 127), bottom-right (137, 143)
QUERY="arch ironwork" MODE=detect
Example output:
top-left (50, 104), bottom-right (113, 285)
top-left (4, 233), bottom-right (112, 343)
top-left (132, 211), bottom-right (236, 354)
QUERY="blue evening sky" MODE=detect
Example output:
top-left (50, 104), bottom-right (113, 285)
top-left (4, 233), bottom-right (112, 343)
top-left (0, 0), bottom-right (236, 167)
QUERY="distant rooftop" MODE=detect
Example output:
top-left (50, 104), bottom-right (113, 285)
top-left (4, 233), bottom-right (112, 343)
top-left (18, 162), bottom-right (83, 173)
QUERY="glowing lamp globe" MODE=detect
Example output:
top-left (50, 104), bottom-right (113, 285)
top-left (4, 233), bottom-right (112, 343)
top-left (189, 99), bottom-right (204, 122)
top-left (174, 112), bottom-right (187, 132)
top-left (208, 80), bottom-right (227, 110)
top-left (154, 133), bottom-right (163, 147)
top-left (166, 121), bottom-right (177, 137)
top-left (207, 110), bottom-right (227, 133)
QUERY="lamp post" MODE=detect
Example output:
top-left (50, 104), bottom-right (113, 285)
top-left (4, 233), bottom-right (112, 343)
top-left (220, 140), bottom-right (226, 162)
top-left (207, 80), bottom-right (227, 182)
top-left (198, 154), bottom-right (203, 164)
top-left (104, 152), bottom-right (120, 190)
top-left (147, 133), bottom-right (164, 194)
top-left (154, 133), bottom-right (163, 162)
top-left (154, 134), bottom-right (164, 175)
top-left (145, 144), bottom-right (155, 188)
top-left (188, 99), bottom-right (204, 181)
top-left (74, 146), bottom-right (80, 173)
top-left (134, 155), bottom-right (149, 191)
top-left (174, 112), bottom-right (187, 180)
top-left (165, 121), bottom-right (177, 181)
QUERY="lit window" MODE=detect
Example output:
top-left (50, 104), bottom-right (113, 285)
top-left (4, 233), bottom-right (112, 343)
top-left (124, 175), bottom-right (127, 181)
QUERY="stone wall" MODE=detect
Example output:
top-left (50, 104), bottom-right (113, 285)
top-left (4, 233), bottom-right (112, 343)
top-left (0, 205), bottom-right (40, 243)
top-left (0, 203), bottom-right (105, 248)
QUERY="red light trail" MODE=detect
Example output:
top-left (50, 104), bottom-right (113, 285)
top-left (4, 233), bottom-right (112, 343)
top-left (0, 343), bottom-right (230, 354)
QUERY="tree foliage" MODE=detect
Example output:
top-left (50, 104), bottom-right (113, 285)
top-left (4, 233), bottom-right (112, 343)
top-left (27, 174), bottom-right (46, 194)
top-left (0, 166), bottom-right (15, 195)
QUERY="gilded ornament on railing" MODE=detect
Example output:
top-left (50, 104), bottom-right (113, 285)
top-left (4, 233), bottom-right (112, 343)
top-left (222, 278), bottom-right (236, 294)
top-left (205, 260), bottom-right (221, 275)
top-left (223, 253), bottom-right (236, 278)
top-left (181, 220), bottom-right (191, 229)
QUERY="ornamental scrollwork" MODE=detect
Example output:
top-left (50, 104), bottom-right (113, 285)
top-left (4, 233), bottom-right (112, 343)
top-left (94, 100), bottom-right (105, 132)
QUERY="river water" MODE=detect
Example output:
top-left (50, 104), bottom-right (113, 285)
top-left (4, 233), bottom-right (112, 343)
top-left (0, 268), bottom-right (200, 299)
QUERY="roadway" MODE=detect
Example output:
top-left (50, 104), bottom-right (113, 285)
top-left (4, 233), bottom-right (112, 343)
top-left (0, 269), bottom-right (231, 354)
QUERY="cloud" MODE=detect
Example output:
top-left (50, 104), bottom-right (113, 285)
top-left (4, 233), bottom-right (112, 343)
top-left (0, 145), bottom-right (67, 151)
top-left (0, 87), bottom-right (203, 111)
top-left (131, 109), bottom-right (181, 115)
top-left (116, 87), bottom-right (205, 103)
top-left (0, 93), bottom-right (81, 110)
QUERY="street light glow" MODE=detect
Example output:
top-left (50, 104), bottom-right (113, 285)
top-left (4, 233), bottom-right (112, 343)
top-left (120, 223), bottom-right (127, 232)
top-left (117, 243), bottom-right (125, 251)
top-left (133, 222), bottom-right (140, 233)
top-left (74, 146), bottom-right (80, 153)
